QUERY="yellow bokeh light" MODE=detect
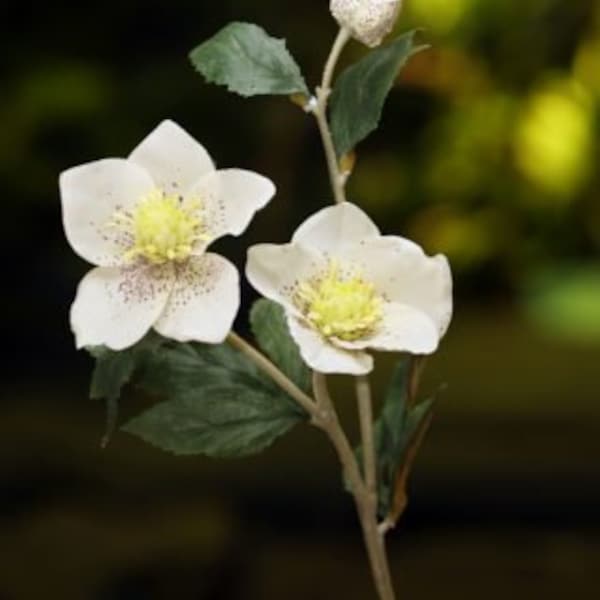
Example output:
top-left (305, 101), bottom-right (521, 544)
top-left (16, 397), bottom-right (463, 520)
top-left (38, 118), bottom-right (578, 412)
top-left (409, 0), bottom-right (474, 34)
top-left (514, 77), bottom-right (594, 201)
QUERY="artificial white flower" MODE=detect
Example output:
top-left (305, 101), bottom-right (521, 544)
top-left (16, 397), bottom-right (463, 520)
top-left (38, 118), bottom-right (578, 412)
top-left (61, 119), bottom-right (275, 350)
top-left (246, 203), bottom-right (452, 375)
top-left (330, 0), bottom-right (403, 47)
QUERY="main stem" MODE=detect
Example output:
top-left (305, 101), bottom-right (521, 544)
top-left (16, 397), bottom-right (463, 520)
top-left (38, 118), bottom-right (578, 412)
top-left (311, 28), bottom-right (397, 600)
top-left (356, 375), bottom-right (377, 499)
top-left (235, 28), bottom-right (397, 598)
top-left (227, 332), bottom-right (396, 598)
top-left (314, 27), bottom-right (351, 204)
top-left (314, 373), bottom-right (396, 600)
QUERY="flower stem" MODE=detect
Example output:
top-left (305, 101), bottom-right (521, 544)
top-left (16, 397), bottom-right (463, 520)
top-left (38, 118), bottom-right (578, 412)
top-left (313, 372), bottom-right (396, 600)
top-left (226, 332), bottom-right (319, 421)
top-left (314, 27), bottom-right (351, 205)
top-left (312, 371), bottom-right (365, 491)
top-left (226, 333), bottom-right (397, 598)
top-left (356, 375), bottom-right (377, 499)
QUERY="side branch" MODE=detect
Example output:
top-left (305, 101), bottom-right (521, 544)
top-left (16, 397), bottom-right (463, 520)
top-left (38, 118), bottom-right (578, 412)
top-left (227, 332), bottom-right (320, 421)
top-left (313, 27), bottom-right (351, 205)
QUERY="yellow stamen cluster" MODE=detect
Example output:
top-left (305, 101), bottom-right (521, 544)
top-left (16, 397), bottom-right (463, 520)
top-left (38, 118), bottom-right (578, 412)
top-left (295, 261), bottom-right (383, 341)
top-left (115, 189), bottom-right (206, 265)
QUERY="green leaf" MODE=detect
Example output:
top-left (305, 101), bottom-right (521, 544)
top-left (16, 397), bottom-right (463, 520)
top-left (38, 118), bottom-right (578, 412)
top-left (189, 22), bottom-right (309, 98)
top-left (330, 31), bottom-right (425, 157)
top-left (138, 341), bottom-right (278, 399)
top-left (87, 332), bottom-right (164, 446)
top-left (355, 357), bottom-right (436, 520)
top-left (123, 383), bottom-right (304, 458)
top-left (250, 298), bottom-right (311, 394)
top-left (124, 340), bottom-right (308, 457)
top-left (88, 331), bottom-right (164, 401)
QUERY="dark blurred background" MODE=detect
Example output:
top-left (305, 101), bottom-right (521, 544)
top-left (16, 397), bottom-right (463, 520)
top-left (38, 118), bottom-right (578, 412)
top-left (2, 0), bottom-right (599, 598)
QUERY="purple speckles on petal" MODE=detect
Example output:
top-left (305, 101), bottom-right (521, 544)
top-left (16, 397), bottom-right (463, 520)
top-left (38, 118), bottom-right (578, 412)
top-left (114, 263), bottom-right (172, 306)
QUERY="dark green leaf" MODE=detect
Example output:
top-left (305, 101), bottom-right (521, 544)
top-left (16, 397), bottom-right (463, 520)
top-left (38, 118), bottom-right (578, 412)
top-left (101, 398), bottom-right (118, 449)
top-left (330, 31), bottom-right (425, 157)
top-left (124, 339), bottom-right (308, 457)
top-left (189, 22), bottom-right (309, 97)
top-left (138, 341), bottom-right (278, 399)
top-left (250, 298), bottom-right (311, 394)
top-left (123, 382), bottom-right (305, 458)
top-left (87, 332), bottom-right (164, 446)
top-left (354, 357), bottom-right (436, 519)
top-left (88, 331), bottom-right (164, 401)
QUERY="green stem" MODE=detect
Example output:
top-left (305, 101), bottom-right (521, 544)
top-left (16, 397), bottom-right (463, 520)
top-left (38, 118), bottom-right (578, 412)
top-left (313, 372), bottom-right (396, 600)
top-left (314, 27), bottom-right (351, 204)
top-left (226, 332), bottom-right (319, 421)
top-left (356, 375), bottom-right (377, 499)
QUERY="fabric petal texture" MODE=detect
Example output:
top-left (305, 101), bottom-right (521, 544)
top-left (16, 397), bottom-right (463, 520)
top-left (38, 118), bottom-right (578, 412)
top-left (344, 236), bottom-right (453, 336)
top-left (335, 302), bottom-right (439, 354)
top-left (187, 168), bottom-right (275, 242)
top-left (246, 202), bottom-right (453, 374)
top-left (129, 120), bottom-right (215, 195)
top-left (287, 315), bottom-right (374, 375)
top-left (70, 265), bottom-right (173, 350)
top-left (60, 159), bottom-right (154, 266)
top-left (246, 243), bottom-right (319, 313)
top-left (62, 120), bottom-right (272, 349)
top-left (292, 202), bottom-right (380, 254)
top-left (154, 253), bottom-right (240, 344)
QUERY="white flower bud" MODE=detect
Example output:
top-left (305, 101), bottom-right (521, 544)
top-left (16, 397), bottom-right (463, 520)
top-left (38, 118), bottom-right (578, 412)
top-left (330, 0), bottom-right (403, 47)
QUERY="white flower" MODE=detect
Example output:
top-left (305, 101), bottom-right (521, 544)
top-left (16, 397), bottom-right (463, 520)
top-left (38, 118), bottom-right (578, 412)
top-left (246, 203), bottom-right (452, 375)
top-left (61, 120), bottom-right (275, 350)
top-left (330, 0), bottom-right (403, 47)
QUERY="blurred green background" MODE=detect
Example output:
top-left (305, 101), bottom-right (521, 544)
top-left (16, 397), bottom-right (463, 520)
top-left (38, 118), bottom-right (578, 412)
top-left (2, 0), bottom-right (599, 598)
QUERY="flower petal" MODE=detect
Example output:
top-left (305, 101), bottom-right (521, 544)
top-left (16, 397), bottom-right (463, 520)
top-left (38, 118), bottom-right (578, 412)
top-left (334, 302), bottom-right (440, 354)
top-left (287, 314), bottom-right (373, 375)
top-left (344, 236), bottom-right (453, 336)
top-left (128, 120), bottom-right (215, 194)
top-left (292, 202), bottom-right (380, 254)
top-left (246, 243), bottom-right (320, 314)
top-left (70, 264), bottom-right (173, 350)
top-left (187, 168), bottom-right (275, 242)
top-left (154, 253), bottom-right (239, 344)
top-left (60, 158), bottom-right (154, 266)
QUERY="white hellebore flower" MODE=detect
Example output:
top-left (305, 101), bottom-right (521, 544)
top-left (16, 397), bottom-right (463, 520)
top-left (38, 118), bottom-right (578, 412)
top-left (330, 0), bottom-right (403, 47)
top-left (246, 203), bottom-right (452, 375)
top-left (61, 120), bottom-right (275, 350)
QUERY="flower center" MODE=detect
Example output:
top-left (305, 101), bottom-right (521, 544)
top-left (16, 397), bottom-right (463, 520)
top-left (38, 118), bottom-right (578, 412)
top-left (113, 189), bottom-right (206, 265)
top-left (295, 261), bottom-right (383, 341)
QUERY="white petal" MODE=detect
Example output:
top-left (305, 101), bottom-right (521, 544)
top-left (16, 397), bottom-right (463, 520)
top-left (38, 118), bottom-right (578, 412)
top-left (154, 253), bottom-right (239, 344)
top-left (128, 120), bottom-right (215, 194)
top-left (60, 159), bottom-right (154, 266)
top-left (334, 302), bottom-right (440, 354)
top-left (344, 236), bottom-right (453, 336)
top-left (246, 243), bottom-right (320, 314)
top-left (70, 264), bottom-right (173, 350)
top-left (292, 202), bottom-right (380, 254)
top-left (287, 315), bottom-right (373, 375)
top-left (187, 169), bottom-right (275, 241)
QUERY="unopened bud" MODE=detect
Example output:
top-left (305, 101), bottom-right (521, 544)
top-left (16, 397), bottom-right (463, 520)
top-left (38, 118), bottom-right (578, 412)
top-left (330, 0), bottom-right (403, 48)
